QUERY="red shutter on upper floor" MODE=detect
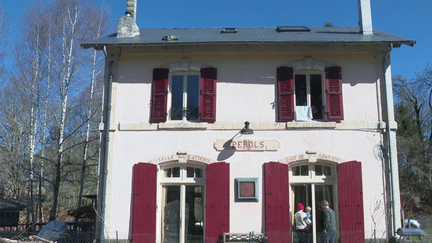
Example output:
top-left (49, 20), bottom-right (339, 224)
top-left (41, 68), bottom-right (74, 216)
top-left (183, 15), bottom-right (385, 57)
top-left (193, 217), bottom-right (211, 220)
top-left (206, 162), bottom-right (229, 242)
top-left (131, 162), bottom-right (157, 242)
top-left (264, 162), bottom-right (290, 243)
top-left (325, 66), bottom-right (344, 121)
top-left (200, 68), bottom-right (217, 123)
top-left (277, 67), bottom-right (295, 122)
top-left (338, 161), bottom-right (365, 243)
top-left (151, 68), bottom-right (169, 123)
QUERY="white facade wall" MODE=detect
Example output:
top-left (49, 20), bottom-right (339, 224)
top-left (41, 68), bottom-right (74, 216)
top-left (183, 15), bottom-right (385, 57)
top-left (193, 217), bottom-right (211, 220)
top-left (102, 48), bottom-right (389, 241)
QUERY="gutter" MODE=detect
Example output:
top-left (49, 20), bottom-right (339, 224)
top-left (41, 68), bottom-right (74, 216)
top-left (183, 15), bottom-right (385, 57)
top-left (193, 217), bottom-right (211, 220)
top-left (96, 46), bottom-right (113, 243)
top-left (380, 45), bottom-right (402, 237)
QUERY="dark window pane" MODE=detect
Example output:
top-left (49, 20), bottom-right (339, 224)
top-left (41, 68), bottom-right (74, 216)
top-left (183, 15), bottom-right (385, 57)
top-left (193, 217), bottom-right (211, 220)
top-left (186, 186), bottom-right (204, 242)
top-left (195, 168), bottom-right (202, 178)
top-left (187, 75), bottom-right (200, 121)
top-left (172, 167), bottom-right (180, 178)
top-left (316, 165), bottom-right (323, 176)
top-left (310, 74), bottom-right (323, 119)
top-left (166, 168), bottom-right (172, 177)
top-left (293, 166), bottom-right (300, 176)
top-left (295, 75), bottom-right (307, 106)
top-left (171, 75), bottom-right (184, 120)
top-left (187, 167), bottom-right (194, 177)
top-left (300, 165), bottom-right (309, 176)
top-left (324, 166), bottom-right (332, 176)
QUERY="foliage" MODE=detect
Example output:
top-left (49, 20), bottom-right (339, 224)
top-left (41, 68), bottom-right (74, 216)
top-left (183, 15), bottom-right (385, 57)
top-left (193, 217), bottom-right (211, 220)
top-left (394, 64), bottom-right (432, 215)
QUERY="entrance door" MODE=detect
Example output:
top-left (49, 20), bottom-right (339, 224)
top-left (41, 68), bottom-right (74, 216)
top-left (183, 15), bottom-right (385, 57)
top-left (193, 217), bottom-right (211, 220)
top-left (292, 184), bottom-right (335, 243)
top-left (163, 185), bottom-right (204, 243)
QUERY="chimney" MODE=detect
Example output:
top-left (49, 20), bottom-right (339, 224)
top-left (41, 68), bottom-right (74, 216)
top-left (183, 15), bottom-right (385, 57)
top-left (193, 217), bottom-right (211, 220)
top-left (117, 0), bottom-right (140, 38)
top-left (358, 0), bottom-right (373, 35)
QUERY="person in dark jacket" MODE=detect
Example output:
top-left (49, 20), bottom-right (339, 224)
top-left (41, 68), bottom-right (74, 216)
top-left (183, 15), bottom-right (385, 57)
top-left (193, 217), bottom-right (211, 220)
top-left (321, 200), bottom-right (336, 243)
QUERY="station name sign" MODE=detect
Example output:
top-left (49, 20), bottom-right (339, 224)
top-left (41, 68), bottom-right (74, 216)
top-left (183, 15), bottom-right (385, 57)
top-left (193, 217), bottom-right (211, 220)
top-left (214, 139), bottom-right (281, 152)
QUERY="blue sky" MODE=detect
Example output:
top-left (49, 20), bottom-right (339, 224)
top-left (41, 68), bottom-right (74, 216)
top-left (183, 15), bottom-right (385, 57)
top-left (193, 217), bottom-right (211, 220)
top-left (2, 0), bottom-right (431, 81)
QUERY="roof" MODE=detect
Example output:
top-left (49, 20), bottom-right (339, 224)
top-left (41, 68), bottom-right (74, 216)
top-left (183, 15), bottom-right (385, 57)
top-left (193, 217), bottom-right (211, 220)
top-left (0, 198), bottom-right (44, 211)
top-left (82, 26), bottom-right (415, 49)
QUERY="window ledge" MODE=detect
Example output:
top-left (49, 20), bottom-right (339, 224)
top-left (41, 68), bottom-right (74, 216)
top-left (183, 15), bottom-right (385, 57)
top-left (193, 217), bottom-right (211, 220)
top-left (158, 121), bottom-right (208, 130)
top-left (118, 121), bottom-right (382, 131)
top-left (286, 121), bottom-right (337, 129)
top-left (119, 122), bottom-right (158, 131)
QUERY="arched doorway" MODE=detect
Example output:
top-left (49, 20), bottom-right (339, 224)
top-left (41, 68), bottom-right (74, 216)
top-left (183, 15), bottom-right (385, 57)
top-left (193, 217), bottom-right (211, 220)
top-left (289, 161), bottom-right (337, 243)
top-left (159, 162), bottom-right (206, 243)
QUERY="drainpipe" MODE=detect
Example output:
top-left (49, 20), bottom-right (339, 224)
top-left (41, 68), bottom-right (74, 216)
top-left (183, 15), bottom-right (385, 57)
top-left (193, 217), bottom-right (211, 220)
top-left (380, 47), bottom-right (402, 237)
top-left (96, 46), bottom-right (114, 243)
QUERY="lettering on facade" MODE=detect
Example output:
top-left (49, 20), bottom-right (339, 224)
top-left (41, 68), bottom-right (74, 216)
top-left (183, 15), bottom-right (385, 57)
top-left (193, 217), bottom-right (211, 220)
top-left (279, 153), bottom-right (344, 164)
top-left (187, 155), bottom-right (212, 164)
top-left (156, 154), bottom-right (214, 164)
top-left (214, 139), bottom-right (281, 151)
top-left (281, 154), bottom-right (306, 163)
top-left (158, 155), bottom-right (175, 163)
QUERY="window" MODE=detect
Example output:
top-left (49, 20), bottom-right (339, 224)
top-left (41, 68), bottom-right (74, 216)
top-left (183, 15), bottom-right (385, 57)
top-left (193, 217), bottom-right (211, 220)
top-left (151, 68), bottom-right (217, 123)
top-left (315, 165), bottom-right (332, 176)
top-left (170, 74), bottom-right (200, 121)
top-left (295, 73), bottom-right (324, 120)
top-left (276, 66), bottom-right (343, 122)
top-left (291, 164), bottom-right (333, 177)
top-left (293, 165), bottom-right (309, 176)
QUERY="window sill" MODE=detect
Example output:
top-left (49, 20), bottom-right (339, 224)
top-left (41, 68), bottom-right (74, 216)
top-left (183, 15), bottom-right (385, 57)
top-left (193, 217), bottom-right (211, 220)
top-left (118, 121), bottom-right (382, 131)
top-left (158, 121), bottom-right (208, 130)
top-left (286, 121), bottom-right (337, 129)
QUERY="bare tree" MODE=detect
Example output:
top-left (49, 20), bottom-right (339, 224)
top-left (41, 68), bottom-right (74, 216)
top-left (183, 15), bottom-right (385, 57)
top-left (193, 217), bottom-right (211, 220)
top-left (76, 6), bottom-right (108, 218)
top-left (394, 64), bottom-right (432, 214)
top-left (46, 0), bottom-right (110, 221)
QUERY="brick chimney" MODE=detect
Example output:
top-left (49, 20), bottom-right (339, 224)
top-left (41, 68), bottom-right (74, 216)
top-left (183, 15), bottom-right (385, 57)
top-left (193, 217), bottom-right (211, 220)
top-left (117, 0), bottom-right (140, 38)
top-left (358, 0), bottom-right (373, 35)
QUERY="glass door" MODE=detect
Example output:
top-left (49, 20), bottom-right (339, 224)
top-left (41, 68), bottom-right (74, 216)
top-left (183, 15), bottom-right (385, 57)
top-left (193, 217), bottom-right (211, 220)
top-left (292, 184), bottom-right (334, 243)
top-left (163, 185), bottom-right (204, 243)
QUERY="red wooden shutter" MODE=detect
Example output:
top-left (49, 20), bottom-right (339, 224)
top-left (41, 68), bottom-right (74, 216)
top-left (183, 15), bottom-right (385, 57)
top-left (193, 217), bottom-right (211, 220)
top-left (131, 162), bottom-right (157, 242)
top-left (338, 161), bottom-right (365, 243)
top-left (264, 162), bottom-right (290, 243)
top-left (206, 162), bottom-right (229, 242)
top-left (200, 68), bottom-right (217, 123)
top-left (151, 68), bottom-right (169, 123)
top-left (325, 66), bottom-right (344, 121)
top-left (277, 67), bottom-right (295, 122)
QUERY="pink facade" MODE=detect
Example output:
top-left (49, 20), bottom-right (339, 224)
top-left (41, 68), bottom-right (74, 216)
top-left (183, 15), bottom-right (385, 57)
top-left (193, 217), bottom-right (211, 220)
top-left (82, 2), bottom-right (415, 242)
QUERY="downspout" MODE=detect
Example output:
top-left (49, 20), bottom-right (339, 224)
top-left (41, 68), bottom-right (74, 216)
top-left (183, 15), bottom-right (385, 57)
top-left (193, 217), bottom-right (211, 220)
top-left (380, 46), bottom-right (402, 237)
top-left (97, 45), bottom-right (113, 243)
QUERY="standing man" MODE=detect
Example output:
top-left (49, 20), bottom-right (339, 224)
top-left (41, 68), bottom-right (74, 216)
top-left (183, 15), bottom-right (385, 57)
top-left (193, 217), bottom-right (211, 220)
top-left (321, 200), bottom-right (337, 243)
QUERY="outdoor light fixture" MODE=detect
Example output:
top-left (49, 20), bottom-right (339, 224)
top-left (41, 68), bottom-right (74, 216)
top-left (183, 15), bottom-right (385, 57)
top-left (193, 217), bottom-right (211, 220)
top-left (240, 121), bottom-right (254, 135)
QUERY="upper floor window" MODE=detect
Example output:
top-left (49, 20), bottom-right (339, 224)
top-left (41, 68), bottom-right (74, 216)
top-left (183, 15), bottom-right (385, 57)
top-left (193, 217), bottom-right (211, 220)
top-left (295, 73), bottom-right (324, 120)
top-left (277, 66), bottom-right (343, 122)
top-left (150, 68), bottom-right (217, 123)
top-left (170, 74), bottom-right (200, 121)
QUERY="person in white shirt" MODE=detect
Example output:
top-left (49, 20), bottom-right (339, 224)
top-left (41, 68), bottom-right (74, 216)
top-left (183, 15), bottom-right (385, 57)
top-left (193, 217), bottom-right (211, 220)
top-left (295, 203), bottom-right (311, 243)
